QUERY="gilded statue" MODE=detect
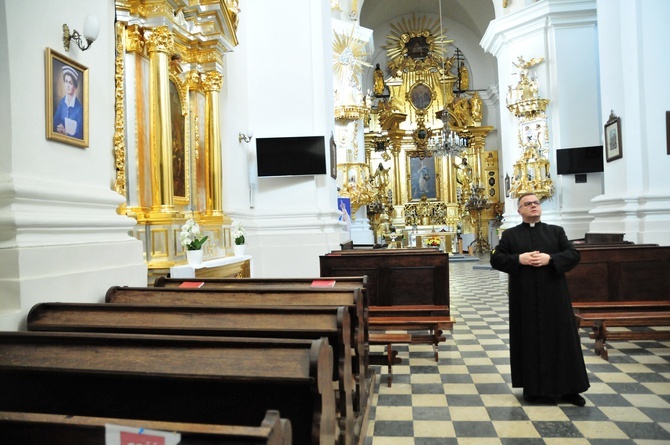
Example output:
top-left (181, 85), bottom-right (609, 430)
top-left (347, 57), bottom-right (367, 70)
top-left (471, 91), bottom-right (482, 122)
top-left (373, 63), bottom-right (385, 96)
top-left (458, 62), bottom-right (469, 91)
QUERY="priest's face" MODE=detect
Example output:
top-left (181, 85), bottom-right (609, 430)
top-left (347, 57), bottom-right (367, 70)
top-left (517, 194), bottom-right (542, 222)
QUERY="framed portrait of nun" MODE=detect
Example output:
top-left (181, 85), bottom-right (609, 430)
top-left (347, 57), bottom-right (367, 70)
top-left (45, 48), bottom-right (89, 148)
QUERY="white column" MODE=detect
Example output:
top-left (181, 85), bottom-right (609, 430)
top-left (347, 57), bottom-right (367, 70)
top-left (481, 0), bottom-right (601, 240)
top-left (589, 0), bottom-right (670, 245)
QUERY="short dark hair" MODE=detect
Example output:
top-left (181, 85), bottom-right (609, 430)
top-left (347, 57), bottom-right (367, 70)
top-left (517, 193), bottom-right (538, 207)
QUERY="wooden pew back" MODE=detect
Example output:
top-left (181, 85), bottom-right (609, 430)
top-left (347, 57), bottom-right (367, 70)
top-left (567, 245), bottom-right (670, 302)
top-left (105, 285), bottom-right (369, 419)
top-left (320, 250), bottom-right (449, 307)
top-left (0, 331), bottom-right (336, 445)
top-left (0, 410), bottom-right (291, 445)
top-left (27, 302), bottom-right (354, 445)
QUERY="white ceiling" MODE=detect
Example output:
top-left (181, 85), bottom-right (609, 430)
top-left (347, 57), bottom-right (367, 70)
top-left (359, 0), bottom-right (495, 40)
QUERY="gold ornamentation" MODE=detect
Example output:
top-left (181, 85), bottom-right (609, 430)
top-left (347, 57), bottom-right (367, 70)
top-left (125, 24), bottom-right (144, 53)
top-left (144, 26), bottom-right (173, 54)
top-left (201, 71), bottom-right (223, 92)
top-left (506, 56), bottom-right (554, 200)
top-left (114, 22), bottom-right (126, 197)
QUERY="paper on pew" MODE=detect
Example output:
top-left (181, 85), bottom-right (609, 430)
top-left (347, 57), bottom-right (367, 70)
top-left (105, 424), bottom-right (180, 445)
top-left (311, 279), bottom-right (336, 287)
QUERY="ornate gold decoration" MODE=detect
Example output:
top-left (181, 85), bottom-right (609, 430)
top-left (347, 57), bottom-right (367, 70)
top-left (506, 56), bottom-right (549, 119)
top-left (144, 26), bottom-right (173, 54)
top-left (125, 24), bottom-right (144, 53)
top-left (506, 56), bottom-right (554, 200)
top-left (333, 26), bottom-right (372, 121)
top-left (338, 162), bottom-right (376, 216)
top-left (383, 14), bottom-right (452, 75)
top-left (114, 22), bottom-right (127, 198)
top-left (201, 71), bottom-right (223, 92)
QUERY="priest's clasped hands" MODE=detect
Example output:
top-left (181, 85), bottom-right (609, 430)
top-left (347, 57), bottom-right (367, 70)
top-left (519, 250), bottom-right (551, 267)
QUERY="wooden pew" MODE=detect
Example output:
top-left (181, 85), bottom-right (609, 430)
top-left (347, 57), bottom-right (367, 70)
top-left (27, 302), bottom-right (355, 445)
top-left (0, 410), bottom-right (291, 445)
top-left (105, 285), bottom-right (370, 423)
top-left (367, 304), bottom-right (454, 386)
top-left (575, 310), bottom-right (670, 360)
top-left (566, 244), bottom-right (670, 302)
top-left (152, 276), bottom-right (371, 424)
top-left (0, 331), bottom-right (336, 445)
top-left (320, 249), bottom-right (449, 307)
top-left (573, 300), bottom-right (670, 327)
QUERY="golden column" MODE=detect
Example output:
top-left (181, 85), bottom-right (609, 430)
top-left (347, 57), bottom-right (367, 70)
top-left (467, 126), bottom-right (494, 186)
top-left (145, 26), bottom-right (175, 217)
top-left (202, 71), bottom-right (224, 218)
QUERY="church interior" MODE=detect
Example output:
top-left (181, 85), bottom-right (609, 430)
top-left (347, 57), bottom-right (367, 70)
top-left (0, 0), bottom-right (669, 443)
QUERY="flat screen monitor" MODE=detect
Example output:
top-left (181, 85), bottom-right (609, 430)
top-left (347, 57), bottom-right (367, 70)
top-left (556, 145), bottom-right (604, 175)
top-left (256, 135), bottom-right (327, 177)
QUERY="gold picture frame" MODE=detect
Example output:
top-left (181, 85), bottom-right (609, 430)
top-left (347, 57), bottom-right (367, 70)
top-left (45, 48), bottom-right (89, 148)
top-left (604, 111), bottom-right (622, 162)
top-left (407, 151), bottom-right (440, 202)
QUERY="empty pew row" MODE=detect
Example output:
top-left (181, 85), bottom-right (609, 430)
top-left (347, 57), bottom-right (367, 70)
top-left (0, 410), bottom-right (291, 445)
top-left (27, 302), bottom-right (355, 445)
top-left (105, 285), bottom-right (370, 421)
top-left (0, 332), bottom-right (335, 445)
top-left (572, 304), bottom-right (670, 360)
top-left (368, 305), bottom-right (455, 386)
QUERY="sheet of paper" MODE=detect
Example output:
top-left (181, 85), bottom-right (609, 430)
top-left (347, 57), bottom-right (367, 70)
top-left (65, 117), bottom-right (78, 136)
top-left (105, 424), bottom-right (180, 445)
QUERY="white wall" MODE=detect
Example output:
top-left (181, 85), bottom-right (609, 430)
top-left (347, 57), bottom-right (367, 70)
top-left (222, 0), bottom-right (346, 277)
top-left (0, 0), bottom-right (147, 330)
top-left (590, 0), bottom-right (670, 245)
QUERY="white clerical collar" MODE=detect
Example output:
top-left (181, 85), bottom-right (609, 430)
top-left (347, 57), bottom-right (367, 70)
top-left (530, 223), bottom-right (536, 227)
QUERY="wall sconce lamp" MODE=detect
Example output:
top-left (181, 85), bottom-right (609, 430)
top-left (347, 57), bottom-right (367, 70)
top-left (63, 15), bottom-right (100, 52)
top-left (238, 128), bottom-right (254, 143)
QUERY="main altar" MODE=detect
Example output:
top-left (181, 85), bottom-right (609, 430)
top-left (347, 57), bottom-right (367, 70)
top-left (335, 14), bottom-right (503, 252)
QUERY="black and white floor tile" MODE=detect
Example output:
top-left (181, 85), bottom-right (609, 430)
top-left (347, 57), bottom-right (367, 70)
top-left (365, 256), bottom-right (670, 444)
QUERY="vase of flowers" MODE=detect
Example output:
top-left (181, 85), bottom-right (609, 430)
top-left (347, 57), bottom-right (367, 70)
top-left (180, 219), bottom-right (208, 266)
top-left (232, 223), bottom-right (246, 256)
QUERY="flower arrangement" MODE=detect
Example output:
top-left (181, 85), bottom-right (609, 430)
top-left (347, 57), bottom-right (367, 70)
top-left (426, 236), bottom-right (441, 248)
top-left (233, 223), bottom-right (245, 245)
top-left (179, 219), bottom-right (208, 251)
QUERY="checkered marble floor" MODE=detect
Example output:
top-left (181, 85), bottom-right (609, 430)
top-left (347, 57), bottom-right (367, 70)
top-left (364, 256), bottom-right (670, 444)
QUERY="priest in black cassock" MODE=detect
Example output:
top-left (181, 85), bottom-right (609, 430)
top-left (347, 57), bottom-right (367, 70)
top-left (490, 193), bottom-right (589, 406)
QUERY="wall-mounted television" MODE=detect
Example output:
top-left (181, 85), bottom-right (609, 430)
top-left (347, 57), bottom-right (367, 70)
top-left (556, 145), bottom-right (604, 175)
top-left (256, 135), bottom-right (327, 178)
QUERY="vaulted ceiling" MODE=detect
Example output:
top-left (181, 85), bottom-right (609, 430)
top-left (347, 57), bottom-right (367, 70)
top-left (359, 0), bottom-right (495, 41)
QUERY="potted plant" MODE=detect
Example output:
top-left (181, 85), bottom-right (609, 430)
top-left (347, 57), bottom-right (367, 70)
top-left (180, 219), bottom-right (208, 266)
top-left (232, 223), bottom-right (246, 256)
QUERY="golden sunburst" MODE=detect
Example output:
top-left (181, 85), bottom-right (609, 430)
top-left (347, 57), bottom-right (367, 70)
top-left (383, 14), bottom-right (452, 74)
top-left (333, 26), bottom-right (372, 88)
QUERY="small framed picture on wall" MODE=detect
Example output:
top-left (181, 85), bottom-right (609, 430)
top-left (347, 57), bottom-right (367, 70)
top-left (604, 110), bottom-right (622, 162)
top-left (45, 48), bottom-right (89, 148)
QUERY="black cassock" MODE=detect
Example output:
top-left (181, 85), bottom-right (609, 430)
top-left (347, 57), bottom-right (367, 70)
top-left (490, 222), bottom-right (589, 396)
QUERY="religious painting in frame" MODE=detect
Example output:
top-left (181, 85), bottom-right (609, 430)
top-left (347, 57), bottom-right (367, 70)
top-left (169, 75), bottom-right (190, 204)
top-left (45, 48), bottom-right (89, 147)
top-left (604, 111), bottom-right (622, 162)
top-left (407, 152), bottom-right (439, 202)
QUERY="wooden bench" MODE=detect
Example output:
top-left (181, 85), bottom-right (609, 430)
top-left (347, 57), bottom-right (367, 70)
top-left (0, 410), bottom-right (291, 445)
top-left (368, 332), bottom-right (412, 387)
top-left (368, 315), bottom-right (455, 361)
top-left (0, 331), bottom-right (336, 445)
top-left (367, 305), bottom-right (454, 386)
top-left (573, 301), bottom-right (670, 326)
top-left (105, 285), bottom-right (370, 424)
top-left (27, 302), bottom-right (355, 445)
top-left (574, 310), bottom-right (670, 360)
